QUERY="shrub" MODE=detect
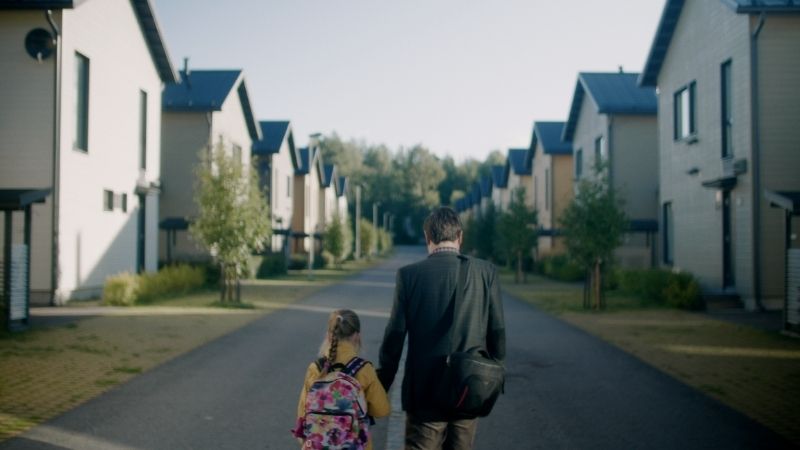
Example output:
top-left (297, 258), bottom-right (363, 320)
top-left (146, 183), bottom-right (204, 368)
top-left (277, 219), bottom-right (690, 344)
top-left (289, 254), bottom-right (308, 270)
top-left (102, 273), bottom-right (139, 306)
top-left (101, 265), bottom-right (205, 305)
top-left (540, 255), bottom-right (585, 282)
top-left (137, 265), bottom-right (205, 303)
top-left (664, 272), bottom-right (704, 310)
top-left (615, 268), bottom-right (703, 310)
top-left (256, 253), bottom-right (287, 278)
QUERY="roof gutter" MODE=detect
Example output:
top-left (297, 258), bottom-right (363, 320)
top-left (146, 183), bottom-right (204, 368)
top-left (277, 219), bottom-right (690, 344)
top-left (750, 12), bottom-right (766, 311)
top-left (46, 9), bottom-right (62, 305)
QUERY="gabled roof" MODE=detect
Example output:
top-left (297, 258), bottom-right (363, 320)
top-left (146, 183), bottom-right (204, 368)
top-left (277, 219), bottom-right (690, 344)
top-left (529, 122), bottom-right (572, 166)
top-left (336, 176), bottom-right (349, 198)
top-left (1, 0), bottom-right (177, 82)
top-left (163, 70), bottom-right (260, 141)
top-left (491, 165), bottom-right (507, 189)
top-left (296, 147), bottom-right (313, 175)
top-left (480, 176), bottom-right (493, 198)
top-left (640, 0), bottom-right (800, 86)
top-left (563, 72), bottom-right (657, 141)
top-left (253, 121), bottom-right (289, 154)
top-left (507, 148), bottom-right (531, 176)
top-left (322, 164), bottom-right (337, 189)
top-left (471, 183), bottom-right (482, 205)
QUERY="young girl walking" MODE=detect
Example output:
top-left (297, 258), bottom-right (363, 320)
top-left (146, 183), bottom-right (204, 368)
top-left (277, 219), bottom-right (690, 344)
top-left (293, 309), bottom-right (390, 450)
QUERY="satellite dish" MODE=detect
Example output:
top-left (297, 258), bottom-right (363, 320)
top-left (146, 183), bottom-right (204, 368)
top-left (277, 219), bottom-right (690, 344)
top-left (25, 28), bottom-right (55, 62)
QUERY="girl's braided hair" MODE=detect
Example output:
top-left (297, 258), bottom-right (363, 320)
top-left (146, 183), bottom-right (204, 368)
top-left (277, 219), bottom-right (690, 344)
top-left (322, 309), bottom-right (360, 374)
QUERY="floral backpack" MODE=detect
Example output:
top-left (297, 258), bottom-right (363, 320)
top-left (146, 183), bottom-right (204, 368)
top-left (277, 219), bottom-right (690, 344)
top-left (296, 357), bottom-right (370, 450)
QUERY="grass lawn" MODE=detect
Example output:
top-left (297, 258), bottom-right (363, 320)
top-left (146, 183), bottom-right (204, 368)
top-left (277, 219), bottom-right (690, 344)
top-left (501, 270), bottom-right (800, 445)
top-left (0, 256), bottom-right (381, 442)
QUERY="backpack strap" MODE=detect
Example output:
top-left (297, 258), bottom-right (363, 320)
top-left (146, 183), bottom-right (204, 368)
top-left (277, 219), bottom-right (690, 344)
top-left (342, 357), bottom-right (368, 377)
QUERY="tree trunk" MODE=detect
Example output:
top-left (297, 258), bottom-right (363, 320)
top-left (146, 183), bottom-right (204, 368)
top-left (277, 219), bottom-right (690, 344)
top-left (516, 250), bottom-right (523, 284)
top-left (583, 270), bottom-right (590, 309)
top-left (219, 264), bottom-right (226, 303)
top-left (593, 260), bottom-right (602, 310)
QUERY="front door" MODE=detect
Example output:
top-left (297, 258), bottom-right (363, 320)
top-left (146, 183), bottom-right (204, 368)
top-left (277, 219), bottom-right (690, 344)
top-left (137, 195), bottom-right (146, 273)
top-left (722, 191), bottom-right (734, 288)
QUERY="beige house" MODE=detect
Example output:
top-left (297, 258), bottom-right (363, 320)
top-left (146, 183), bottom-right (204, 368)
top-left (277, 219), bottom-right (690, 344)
top-left (0, 0), bottom-right (176, 304)
top-left (563, 72), bottom-right (659, 268)
top-left (253, 121), bottom-right (299, 253)
top-left (292, 145), bottom-right (323, 254)
top-left (528, 122), bottom-right (573, 257)
top-left (160, 66), bottom-right (261, 263)
top-left (640, 0), bottom-right (800, 310)
top-left (504, 148), bottom-right (534, 210)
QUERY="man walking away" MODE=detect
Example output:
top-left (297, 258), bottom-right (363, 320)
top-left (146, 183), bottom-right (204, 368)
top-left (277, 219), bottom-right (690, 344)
top-left (377, 206), bottom-right (506, 450)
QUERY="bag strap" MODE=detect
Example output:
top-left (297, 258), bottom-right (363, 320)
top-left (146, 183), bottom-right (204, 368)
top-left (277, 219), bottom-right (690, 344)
top-left (342, 357), bottom-right (368, 377)
top-left (447, 255), bottom-right (469, 354)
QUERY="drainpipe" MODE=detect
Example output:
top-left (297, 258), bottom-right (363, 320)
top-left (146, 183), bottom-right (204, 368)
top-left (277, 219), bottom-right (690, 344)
top-left (751, 13), bottom-right (765, 311)
top-left (46, 10), bottom-right (61, 306)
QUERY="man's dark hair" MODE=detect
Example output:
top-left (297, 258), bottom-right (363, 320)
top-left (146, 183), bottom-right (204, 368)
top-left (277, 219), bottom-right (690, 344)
top-left (423, 207), bottom-right (462, 244)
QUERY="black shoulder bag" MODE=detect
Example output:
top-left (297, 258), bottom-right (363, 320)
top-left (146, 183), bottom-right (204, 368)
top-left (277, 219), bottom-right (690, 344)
top-left (436, 256), bottom-right (505, 418)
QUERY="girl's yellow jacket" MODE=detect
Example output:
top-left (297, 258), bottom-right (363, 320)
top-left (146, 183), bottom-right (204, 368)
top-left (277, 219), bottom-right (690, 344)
top-left (296, 341), bottom-right (391, 450)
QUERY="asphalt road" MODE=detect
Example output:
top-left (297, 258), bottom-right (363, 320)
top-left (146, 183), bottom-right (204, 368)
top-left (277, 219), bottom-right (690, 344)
top-left (1, 246), bottom-right (789, 449)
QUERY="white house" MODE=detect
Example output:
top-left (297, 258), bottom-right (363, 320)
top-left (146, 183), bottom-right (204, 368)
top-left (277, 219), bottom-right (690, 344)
top-left (335, 176), bottom-right (350, 223)
top-left (490, 165), bottom-right (509, 212)
top-left (0, 0), bottom-right (176, 304)
top-left (292, 146), bottom-right (323, 254)
top-left (640, 0), bottom-right (800, 310)
top-left (505, 148), bottom-right (534, 210)
top-left (159, 66), bottom-right (261, 263)
top-left (253, 120), bottom-right (299, 254)
top-left (319, 164), bottom-right (339, 229)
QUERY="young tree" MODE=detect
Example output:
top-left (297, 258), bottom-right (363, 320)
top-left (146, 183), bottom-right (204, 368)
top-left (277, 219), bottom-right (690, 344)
top-left (558, 162), bottom-right (626, 309)
top-left (324, 212), bottom-right (352, 268)
top-left (359, 218), bottom-right (375, 259)
top-left (476, 202), bottom-right (499, 261)
top-left (497, 187), bottom-right (538, 283)
top-left (190, 142), bottom-right (271, 303)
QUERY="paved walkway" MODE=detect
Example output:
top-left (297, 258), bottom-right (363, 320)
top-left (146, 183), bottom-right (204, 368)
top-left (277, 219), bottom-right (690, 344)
top-left (1, 247), bottom-right (790, 449)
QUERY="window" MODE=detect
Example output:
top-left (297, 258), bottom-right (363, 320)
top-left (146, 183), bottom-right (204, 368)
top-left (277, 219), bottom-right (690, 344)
top-left (287, 175), bottom-right (292, 198)
top-left (121, 193), bottom-right (128, 213)
top-left (575, 148), bottom-right (583, 178)
top-left (75, 52), bottom-right (90, 151)
top-left (674, 82), bottom-right (696, 140)
top-left (663, 202), bottom-right (674, 265)
top-left (139, 90), bottom-right (148, 169)
top-left (103, 190), bottom-right (114, 211)
top-left (721, 61), bottom-right (733, 158)
top-left (545, 168), bottom-right (550, 211)
top-left (594, 136), bottom-right (604, 162)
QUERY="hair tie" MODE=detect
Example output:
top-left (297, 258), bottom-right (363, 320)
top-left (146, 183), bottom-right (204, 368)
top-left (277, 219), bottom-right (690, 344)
top-left (336, 315), bottom-right (343, 323)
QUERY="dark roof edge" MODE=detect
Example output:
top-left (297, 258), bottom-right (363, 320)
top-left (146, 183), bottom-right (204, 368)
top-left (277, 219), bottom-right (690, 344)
top-left (639, 0), bottom-right (685, 87)
top-left (130, 0), bottom-right (177, 83)
top-left (236, 78), bottom-right (260, 142)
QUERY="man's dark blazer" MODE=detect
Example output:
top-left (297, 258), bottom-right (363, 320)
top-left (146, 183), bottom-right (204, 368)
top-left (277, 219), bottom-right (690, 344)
top-left (377, 250), bottom-right (506, 421)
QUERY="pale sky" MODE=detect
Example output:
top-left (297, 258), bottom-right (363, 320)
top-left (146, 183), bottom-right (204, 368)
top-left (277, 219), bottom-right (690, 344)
top-left (152, 1), bottom-right (665, 162)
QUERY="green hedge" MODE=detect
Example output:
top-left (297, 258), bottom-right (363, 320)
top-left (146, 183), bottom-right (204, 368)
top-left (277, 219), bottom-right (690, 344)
top-left (255, 253), bottom-right (287, 278)
top-left (538, 254), bottom-right (585, 282)
top-left (615, 268), bottom-right (703, 310)
top-left (102, 265), bottom-right (205, 306)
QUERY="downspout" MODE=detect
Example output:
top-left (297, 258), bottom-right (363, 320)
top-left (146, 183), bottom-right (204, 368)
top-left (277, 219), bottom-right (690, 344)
top-left (751, 13), bottom-right (765, 311)
top-left (46, 10), bottom-right (61, 306)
